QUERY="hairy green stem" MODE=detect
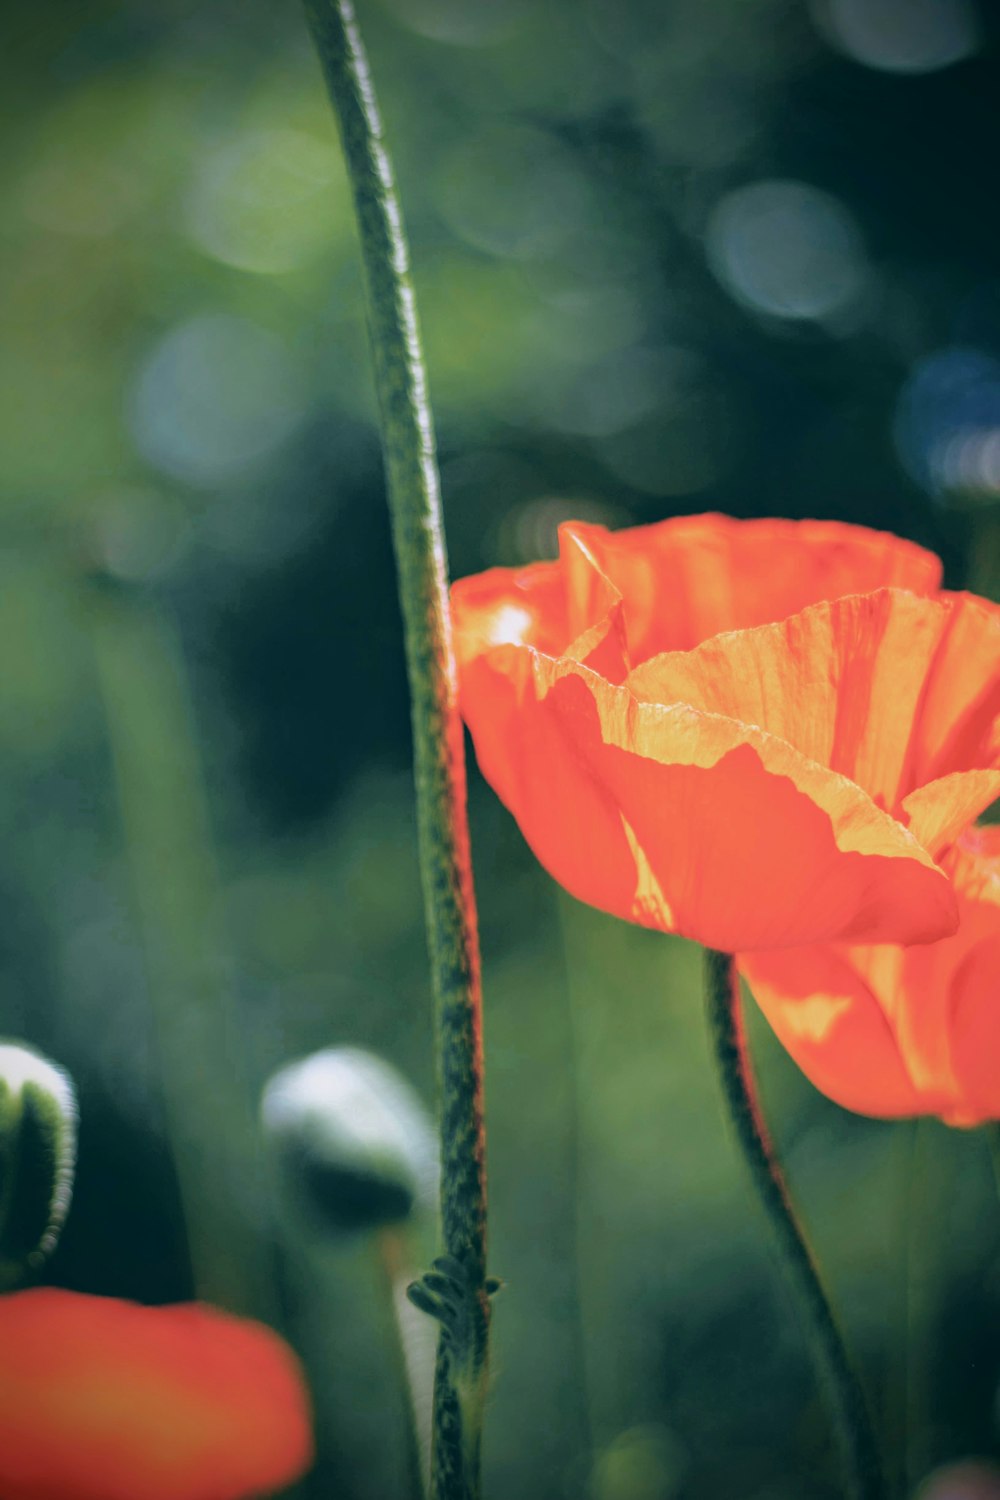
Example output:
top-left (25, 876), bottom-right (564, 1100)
top-left (303, 5), bottom-right (489, 1497)
top-left (703, 949), bottom-right (884, 1500)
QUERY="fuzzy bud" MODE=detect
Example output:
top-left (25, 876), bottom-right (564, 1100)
top-left (261, 1047), bottom-right (437, 1236)
top-left (0, 1042), bottom-right (78, 1280)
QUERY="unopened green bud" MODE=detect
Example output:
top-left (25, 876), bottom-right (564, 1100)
top-left (0, 1042), bottom-right (78, 1282)
top-left (261, 1047), bottom-right (437, 1236)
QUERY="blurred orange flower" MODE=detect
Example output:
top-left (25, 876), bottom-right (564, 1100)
top-left (452, 514), bottom-right (1000, 951)
top-left (0, 1289), bottom-right (313, 1500)
top-left (740, 824), bottom-right (1000, 1124)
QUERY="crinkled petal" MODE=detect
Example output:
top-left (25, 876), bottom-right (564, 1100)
top-left (557, 525), bottom-right (631, 678)
top-left (0, 1290), bottom-right (313, 1500)
top-left (560, 514), bottom-right (942, 659)
top-left (450, 514), bottom-right (943, 671)
top-left (903, 590), bottom-right (1000, 789)
top-left (901, 770), bottom-right (1000, 858)
top-left (450, 530), bottom-right (632, 680)
top-left (627, 589), bottom-right (1000, 815)
top-left (459, 644), bottom-right (956, 951)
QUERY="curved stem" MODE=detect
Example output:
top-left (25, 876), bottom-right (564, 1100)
top-left (302, 6), bottom-right (489, 1498)
top-left (703, 949), bottom-right (885, 1500)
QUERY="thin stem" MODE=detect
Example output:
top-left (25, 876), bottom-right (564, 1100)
top-left (302, 6), bottom-right (489, 1498)
top-left (984, 1123), bottom-right (1000, 1204)
top-left (894, 1121), bottom-right (920, 1500)
top-left (554, 890), bottom-right (599, 1468)
top-left (703, 949), bottom-right (885, 1500)
top-left (87, 579), bottom-right (275, 1322)
top-left (966, 507), bottom-right (1000, 601)
top-left (376, 1228), bottom-right (435, 1499)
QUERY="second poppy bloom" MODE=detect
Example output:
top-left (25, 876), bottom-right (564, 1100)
top-left (452, 514), bottom-right (1000, 952)
top-left (0, 1288), bottom-right (314, 1500)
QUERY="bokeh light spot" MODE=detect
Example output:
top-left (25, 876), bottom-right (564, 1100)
top-left (812, 0), bottom-right (980, 75)
top-left (435, 124), bottom-right (594, 262)
top-left (590, 351), bottom-right (738, 497)
top-left (95, 489), bottom-right (190, 582)
top-left (590, 1424), bottom-right (685, 1500)
top-left (129, 314), bottom-right (304, 487)
top-left (185, 128), bottom-right (343, 275)
top-left (893, 346), bottom-right (1000, 502)
top-left (20, 145), bottom-right (143, 239)
top-left (706, 179), bottom-right (868, 323)
top-left (547, 347), bottom-right (706, 441)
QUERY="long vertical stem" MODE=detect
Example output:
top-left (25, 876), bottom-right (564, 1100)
top-left (376, 1227), bottom-right (436, 1499)
top-left (984, 1123), bottom-right (1000, 1204)
top-left (554, 891), bottom-right (599, 1467)
top-left (893, 1121), bottom-right (919, 1500)
top-left (88, 581), bottom-right (274, 1322)
top-left (703, 949), bottom-right (884, 1500)
top-left (302, 6), bottom-right (489, 1498)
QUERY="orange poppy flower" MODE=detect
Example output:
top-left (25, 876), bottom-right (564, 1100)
top-left (451, 515), bottom-right (1000, 952)
top-left (739, 824), bottom-right (1000, 1124)
top-left (0, 1289), bottom-right (314, 1500)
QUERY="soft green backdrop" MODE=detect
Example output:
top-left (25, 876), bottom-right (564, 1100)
top-left (3, 1), bottom-right (1000, 1496)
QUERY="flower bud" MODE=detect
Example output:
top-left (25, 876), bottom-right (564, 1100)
top-left (261, 1047), bottom-right (437, 1236)
top-left (0, 1042), bottom-right (77, 1279)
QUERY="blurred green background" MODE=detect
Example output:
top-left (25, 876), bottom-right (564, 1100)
top-left (5, 0), bottom-right (1000, 1496)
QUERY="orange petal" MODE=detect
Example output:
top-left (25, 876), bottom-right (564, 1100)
top-left (738, 947), bottom-right (939, 1117)
top-left (556, 525), bottom-right (631, 679)
top-left (451, 531), bottom-right (632, 681)
top-left (740, 825), bottom-right (1000, 1124)
top-left (451, 561), bottom-right (568, 661)
top-left (558, 514), bottom-right (942, 659)
top-left (900, 769), bottom-right (1000, 859)
top-left (948, 934), bottom-right (1000, 1124)
top-left (0, 1290), bottom-right (313, 1500)
top-left (457, 647), bottom-right (641, 923)
top-left (948, 821), bottom-right (1000, 897)
top-left (450, 514), bottom-right (943, 671)
top-left (931, 826), bottom-right (1000, 1123)
top-left (459, 643), bottom-right (956, 950)
top-left (627, 589), bottom-right (1000, 815)
top-left (901, 590), bottom-right (1000, 789)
